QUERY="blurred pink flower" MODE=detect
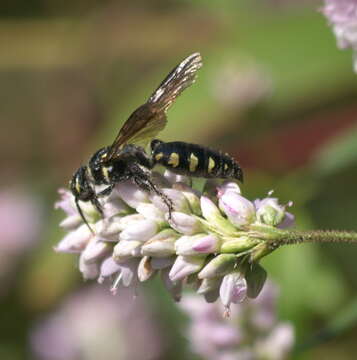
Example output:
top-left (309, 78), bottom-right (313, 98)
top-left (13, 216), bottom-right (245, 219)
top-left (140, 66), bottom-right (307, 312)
top-left (322, 0), bottom-right (357, 72)
top-left (30, 286), bottom-right (164, 360)
top-left (180, 281), bottom-right (294, 360)
top-left (0, 189), bottom-right (41, 291)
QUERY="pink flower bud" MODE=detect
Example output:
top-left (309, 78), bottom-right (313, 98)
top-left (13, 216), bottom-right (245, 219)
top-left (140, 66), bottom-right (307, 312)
top-left (217, 181), bottom-right (241, 197)
top-left (175, 234), bottom-right (220, 255)
top-left (218, 192), bottom-right (256, 227)
top-left (219, 272), bottom-right (247, 310)
top-left (192, 234), bottom-right (221, 253)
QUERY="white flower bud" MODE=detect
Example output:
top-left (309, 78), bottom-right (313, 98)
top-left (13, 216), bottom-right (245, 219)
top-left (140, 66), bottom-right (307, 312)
top-left (141, 229), bottom-right (178, 257)
top-left (151, 188), bottom-right (191, 214)
top-left (200, 196), bottom-right (237, 235)
top-left (198, 254), bottom-right (236, 279)
top-left (55, 224), bottom-right (92, 253)
top-left (119, 219), bottom-right (158, 242)
top-left (169, 255), bottom-right (206, 282)
top-left (113, 240), bottom-right (142, 262)
top-left (137, 256), bottom-right (155, 282)
top-left (79, 252), bottom-right (99, 280)
top-left (168, 212), bottom-right (203, 235)
top-left (59, 214), bottom-right (82, 230)
top-left (136, 203), bottom-right (165, 223)
top-left (81, 237), bottom-right (111, 263)
top-left (115, 181), bottom-right (149, 209)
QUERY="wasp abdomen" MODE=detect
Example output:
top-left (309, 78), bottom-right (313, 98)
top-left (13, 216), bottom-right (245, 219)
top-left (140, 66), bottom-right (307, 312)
top-left (151, 141), bottom-right (243, 182)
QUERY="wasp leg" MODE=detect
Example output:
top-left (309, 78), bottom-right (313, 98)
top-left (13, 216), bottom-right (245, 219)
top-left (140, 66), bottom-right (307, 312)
top-left (91, 195), bottom-right (104, 218)
top-left (75, 198), bottom-right (95, 234)
top-left (130, 164), bottom-right (174, 217)
top-left (97, 184), bottom-right (114, 197)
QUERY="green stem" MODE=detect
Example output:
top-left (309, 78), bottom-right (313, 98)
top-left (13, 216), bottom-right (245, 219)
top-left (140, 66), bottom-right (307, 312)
top-left (273, 229), bottom-right (357, 247)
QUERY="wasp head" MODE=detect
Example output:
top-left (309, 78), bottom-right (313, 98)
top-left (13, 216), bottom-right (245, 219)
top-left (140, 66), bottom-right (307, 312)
top-left (70, 166), bottom-right (95, 201)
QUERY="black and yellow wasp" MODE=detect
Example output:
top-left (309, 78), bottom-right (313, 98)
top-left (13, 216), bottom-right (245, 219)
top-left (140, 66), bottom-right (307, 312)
top-left (70, 53), bottom-right (243, 230)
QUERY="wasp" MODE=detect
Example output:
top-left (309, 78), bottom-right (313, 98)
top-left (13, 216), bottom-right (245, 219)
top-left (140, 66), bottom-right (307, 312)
top-left (70, 53), bottom-right (243, 231)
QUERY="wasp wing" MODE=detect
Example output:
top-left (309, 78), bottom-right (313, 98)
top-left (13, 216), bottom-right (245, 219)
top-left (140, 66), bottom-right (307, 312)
top-left (106, 53), bottom-right (202, 160)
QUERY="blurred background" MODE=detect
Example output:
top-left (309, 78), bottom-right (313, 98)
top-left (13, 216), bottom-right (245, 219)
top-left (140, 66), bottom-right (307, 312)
top-left (1, 0), bottom-right (357, 359)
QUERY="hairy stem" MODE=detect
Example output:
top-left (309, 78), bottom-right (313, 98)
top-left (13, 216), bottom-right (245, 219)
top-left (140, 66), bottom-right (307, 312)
top-left (273, 229), bottom-right (357, 247)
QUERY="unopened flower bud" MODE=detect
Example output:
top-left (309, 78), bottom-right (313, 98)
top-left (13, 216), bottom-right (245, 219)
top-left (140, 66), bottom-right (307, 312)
top-left (115, 214), bottom-right (145, 231)
top-left (55, 224), bottom-right (92, 253)
top-left (79, 252), bottom-right (99, 280)
top-left (175, 233), bottom-right (221, 256)
top-left (168, 212), bottom-right (203, 235)
top-left (81, 237), bottom-right (112, 263)
top-left (219, 271), bottom-right (247, 310)
top-left (172, 183), bottom-right (201, 215)
top-left (200, 196), bottom-right (238, 235)
top-left (197, 277), bottom-right (222, 295)
top-left (169, 255), bottom-right (206, 281)
top-left (138, 256), bottom-right (155, 282)
top-left (198, 254), bottom-right (237, 279)
top-left (113, 240), bottom-right (142, 262)
top-left (98, 256), bottom-right (121, 283)
top-left (151, 189), bottom-right (191, 214)
top-left (101, 191), bottom-right (129, 218)
top-left (96, 217), bottom-right (122, 239)
top-left (192, 234), bottom-right (221, 254)
top-left (119, 219), bottom-right (158, 242)
top-left (217, 181), bottom-right (241, 197)
top-left (221, 236), bottom-right (259, 253)
top-left (161, 268), bottom-right (183, 301)
top-left (115, 181), bottom-right (149, 209)
top-left (136, 203), bottom-right (165, 224)
top-left (141, 229), bottom-right (178, 257)
top-left (59, 214), bottom-right (82, 230)
top-left (218, 192), bottom-right (256, 228)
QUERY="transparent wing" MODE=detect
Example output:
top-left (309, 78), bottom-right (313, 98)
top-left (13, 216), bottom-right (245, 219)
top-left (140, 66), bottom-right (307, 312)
top-left (106, 52), bottom-right (202, 160)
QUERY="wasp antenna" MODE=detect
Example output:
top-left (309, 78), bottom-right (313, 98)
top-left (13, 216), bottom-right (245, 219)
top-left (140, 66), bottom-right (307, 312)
top-left (75, 198), bottom-right (95, 235)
